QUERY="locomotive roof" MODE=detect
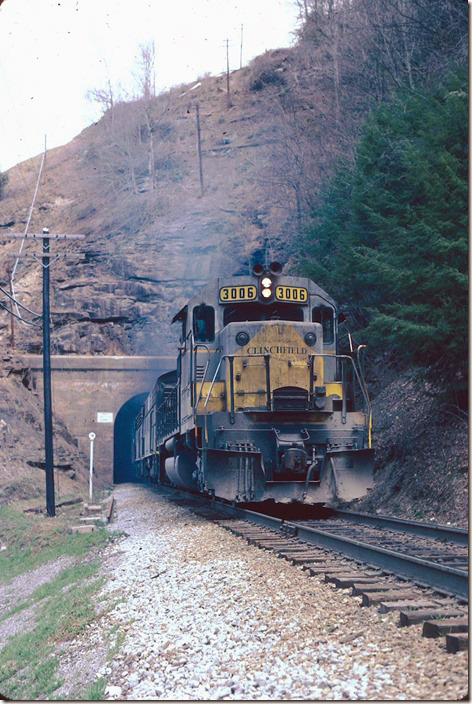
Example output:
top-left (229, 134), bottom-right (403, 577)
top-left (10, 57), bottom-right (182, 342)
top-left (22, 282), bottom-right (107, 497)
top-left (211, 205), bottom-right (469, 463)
top-left (171, 273), bottom-right (337, 323)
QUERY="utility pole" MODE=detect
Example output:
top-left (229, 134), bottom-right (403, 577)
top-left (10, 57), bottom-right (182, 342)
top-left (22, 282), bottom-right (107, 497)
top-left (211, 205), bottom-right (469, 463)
top-left (2, 229), bottom-right (86, 517)
top-left (225, 38), bottom-right (232, 108)
top-left (42, 228), bottom-right (54, 516)
top-left (195, 103), bottom-right (204, 197)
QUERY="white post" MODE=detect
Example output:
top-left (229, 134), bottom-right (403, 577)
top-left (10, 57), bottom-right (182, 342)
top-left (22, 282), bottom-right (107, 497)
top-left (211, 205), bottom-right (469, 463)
top-left (88, 432), bottom-right (96, 502)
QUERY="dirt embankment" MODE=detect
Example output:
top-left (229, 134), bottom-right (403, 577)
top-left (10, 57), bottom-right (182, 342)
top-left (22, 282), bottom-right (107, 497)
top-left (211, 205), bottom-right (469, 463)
top-left (345, 369), bottom-right (468, 528)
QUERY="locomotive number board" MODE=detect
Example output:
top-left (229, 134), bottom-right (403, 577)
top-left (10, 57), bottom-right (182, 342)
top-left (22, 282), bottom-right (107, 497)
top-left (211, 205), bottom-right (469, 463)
top-left (219, 285), bottom-right (257, 302)
top-left (275, 286), bottom-right (308, 302)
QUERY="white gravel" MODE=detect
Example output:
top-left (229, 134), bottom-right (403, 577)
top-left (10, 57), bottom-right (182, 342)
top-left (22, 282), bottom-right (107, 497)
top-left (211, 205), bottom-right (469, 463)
top-left (71, 484), bottom-right (467, 700)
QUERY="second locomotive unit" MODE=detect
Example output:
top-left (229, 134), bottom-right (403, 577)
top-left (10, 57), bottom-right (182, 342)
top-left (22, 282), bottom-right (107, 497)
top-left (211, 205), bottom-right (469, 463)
top-left (134, 263), bottom-right (374, 504)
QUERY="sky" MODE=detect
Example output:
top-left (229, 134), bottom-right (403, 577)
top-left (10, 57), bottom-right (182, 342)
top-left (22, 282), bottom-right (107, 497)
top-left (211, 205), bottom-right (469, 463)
top-left (0, 0), bottom-right (300, 171)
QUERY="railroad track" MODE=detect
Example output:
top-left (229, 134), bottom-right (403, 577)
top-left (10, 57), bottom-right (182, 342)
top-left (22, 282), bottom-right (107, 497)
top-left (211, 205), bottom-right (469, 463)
top-left (155, 487), bottom-right (469, 654)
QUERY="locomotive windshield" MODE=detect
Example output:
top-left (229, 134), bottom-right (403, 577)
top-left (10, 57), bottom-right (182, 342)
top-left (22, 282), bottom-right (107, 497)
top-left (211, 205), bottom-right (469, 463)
top-left (223, 303), bottom-right (304, 326)
top-left (312, 305), bottom-right (334, 344)
top-left (193, 304), bottom-right (215, 342)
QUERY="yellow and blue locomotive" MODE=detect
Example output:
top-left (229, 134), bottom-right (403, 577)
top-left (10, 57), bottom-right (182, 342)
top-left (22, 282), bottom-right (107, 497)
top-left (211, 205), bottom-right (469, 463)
top-left (134, 263), bottom-right (374, 503)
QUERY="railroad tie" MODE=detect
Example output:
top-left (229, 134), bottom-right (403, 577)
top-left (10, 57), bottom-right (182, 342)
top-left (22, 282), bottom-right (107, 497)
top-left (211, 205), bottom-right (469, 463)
top-left (306, 566), bottom-right (349, 575)
top-left (446, 633), bottom-right (469, 653)
top-left (287, 554), bottom-right (333, 565)
top-left (352, 582), bottom-right (399, 595)
top-left (422, 617), bottom-right (468, 638)
top-left (255, 541), bottom-right (301, 551)
top-left (378, 599), bottom-right (439, 614)
top-left (229, 528), bottom-right (274, 538)
top-left (328, 574), bottom-right (382, 588)
top-left (361, 590), bottom-right (423, 607)
top-left (399, 608), bottom-right (467, 627)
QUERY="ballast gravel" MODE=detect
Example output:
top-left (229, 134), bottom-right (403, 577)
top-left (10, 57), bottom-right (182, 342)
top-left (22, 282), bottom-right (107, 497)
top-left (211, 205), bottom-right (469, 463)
top-left (71, 485), bottom-right (467, 700)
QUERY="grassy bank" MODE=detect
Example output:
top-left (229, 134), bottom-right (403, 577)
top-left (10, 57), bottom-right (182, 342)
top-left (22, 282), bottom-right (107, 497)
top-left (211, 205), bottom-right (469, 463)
top-left (0, 503), bottom-right (109, 581)
top-left (0, 501), bottom-right (114, 699)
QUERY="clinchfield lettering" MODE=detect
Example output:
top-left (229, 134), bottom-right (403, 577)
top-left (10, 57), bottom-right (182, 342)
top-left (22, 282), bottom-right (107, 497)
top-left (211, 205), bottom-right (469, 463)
top-left (244, 346), bottom-right (308, 355)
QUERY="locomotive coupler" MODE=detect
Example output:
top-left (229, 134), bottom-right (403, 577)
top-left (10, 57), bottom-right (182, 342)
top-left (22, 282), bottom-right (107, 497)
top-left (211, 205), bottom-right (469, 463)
top-left (273, 428), bottom-right (310, 474)
top-left (282, 447), bottom-right (307, 473)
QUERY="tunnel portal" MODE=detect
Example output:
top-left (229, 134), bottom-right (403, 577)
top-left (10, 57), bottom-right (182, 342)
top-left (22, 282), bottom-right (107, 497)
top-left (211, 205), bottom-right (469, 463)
top-left (113, 393), bottom-right (148, 483)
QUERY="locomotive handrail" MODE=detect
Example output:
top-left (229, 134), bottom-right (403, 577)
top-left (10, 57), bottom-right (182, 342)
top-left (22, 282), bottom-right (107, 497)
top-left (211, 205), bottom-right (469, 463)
top-left (308, 352), bottom-right (372, 448)
top-left (355, 345), bottom-right (372, 448)
top-left (193, 359), bottom-right (210, 415)
top-left (192, 343), bottom-right (211, 411)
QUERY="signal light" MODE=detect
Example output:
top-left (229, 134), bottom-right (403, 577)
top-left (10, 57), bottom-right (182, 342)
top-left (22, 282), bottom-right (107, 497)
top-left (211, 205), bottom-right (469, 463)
top-left (261, 288), bottom-right (272, 298)
top-left (261, 277), bottom-right (272, 288)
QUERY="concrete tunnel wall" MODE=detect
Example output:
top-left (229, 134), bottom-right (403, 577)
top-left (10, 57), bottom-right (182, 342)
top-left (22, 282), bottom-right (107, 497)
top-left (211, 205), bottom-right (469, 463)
top-left (23, 355), bottom-right (174, 485)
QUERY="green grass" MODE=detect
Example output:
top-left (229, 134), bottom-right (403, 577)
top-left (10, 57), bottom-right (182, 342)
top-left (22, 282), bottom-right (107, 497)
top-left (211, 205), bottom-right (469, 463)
top-left (80, 676), bottom-right (107, 700)
top-left (107, 625), bottom-right (126, 661)
top-left (0, 501), bottom-right (117, 700)
top-left (1, 562), bottom-right (99, 622)
top-left (0, 575), bottom-right (104, 700)
top-left (0, 505), bottom-right (109, 581)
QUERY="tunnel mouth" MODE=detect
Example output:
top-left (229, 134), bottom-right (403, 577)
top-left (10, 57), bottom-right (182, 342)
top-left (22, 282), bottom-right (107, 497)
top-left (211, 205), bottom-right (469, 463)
top-left (113, 392), bottom-right (148, 484)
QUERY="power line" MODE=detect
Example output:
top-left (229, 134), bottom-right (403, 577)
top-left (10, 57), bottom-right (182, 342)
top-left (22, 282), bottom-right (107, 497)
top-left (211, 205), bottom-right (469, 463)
top-left (10, 136), bottom-right (47, 325)
top-left (0, 284), bottom-right (41, 316)
top-left (0, 298), bottom-right (40, 326)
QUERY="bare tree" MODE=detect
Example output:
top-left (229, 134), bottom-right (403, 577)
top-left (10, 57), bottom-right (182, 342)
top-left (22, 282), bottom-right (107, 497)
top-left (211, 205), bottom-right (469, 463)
top-left (135, 42), bottom-right (157, 189)
top-left (86, 42), bottom-right (161, 195)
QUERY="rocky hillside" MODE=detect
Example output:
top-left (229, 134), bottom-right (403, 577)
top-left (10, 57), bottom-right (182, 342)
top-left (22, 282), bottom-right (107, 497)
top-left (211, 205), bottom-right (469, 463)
top-left (0, 354), bottom-right (89, 504)
top-left (0, 51), bottom-right (296, 358)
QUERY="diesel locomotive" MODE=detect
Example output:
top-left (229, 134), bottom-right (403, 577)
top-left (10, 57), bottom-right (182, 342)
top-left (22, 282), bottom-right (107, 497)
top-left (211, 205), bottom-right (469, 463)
top-left (133, 263), bottom-right (374, 504)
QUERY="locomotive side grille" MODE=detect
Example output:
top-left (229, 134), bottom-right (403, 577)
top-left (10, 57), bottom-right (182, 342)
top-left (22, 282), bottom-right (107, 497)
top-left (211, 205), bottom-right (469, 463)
top-left (272, 386), bottom-right (308, 411)
top-left (195, 365), bottom-right (206, 381)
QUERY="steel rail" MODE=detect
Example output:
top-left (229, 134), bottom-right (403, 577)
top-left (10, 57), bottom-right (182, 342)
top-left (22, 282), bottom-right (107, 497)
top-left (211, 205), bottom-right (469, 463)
top-left (211, 499), bottom-right (468, 600)
top-left (154, 487), bottom-right (468, 600)
top-left (285, 522), bottom-right (468, 600)
top-left (330, 509), bottom-right (468, 545)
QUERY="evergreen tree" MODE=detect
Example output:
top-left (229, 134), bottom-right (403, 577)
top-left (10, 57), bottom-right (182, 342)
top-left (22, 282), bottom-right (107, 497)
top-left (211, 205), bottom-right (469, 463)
top-left (300, 68), bottom-right (468, 400)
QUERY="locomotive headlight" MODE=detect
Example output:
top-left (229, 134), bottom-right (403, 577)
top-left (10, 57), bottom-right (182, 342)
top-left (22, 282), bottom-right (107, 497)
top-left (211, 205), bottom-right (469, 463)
top-left (261, 288), bottom-right (272, 298)
top-left (304, 332), bottom-right (317, 347)
top-left (261, 277), bottom-right (272, 288)
top-left (235, 331), bottom-right (250, 346)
